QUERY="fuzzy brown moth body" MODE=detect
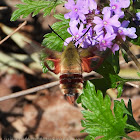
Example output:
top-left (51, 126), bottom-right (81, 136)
top-left (43, 41), bottom-right (109, 104)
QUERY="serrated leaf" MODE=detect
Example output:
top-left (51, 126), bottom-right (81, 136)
top-left (53, 13), bottom-right (66, 21)
top-left (80, 81), bottom-right (138, 140)
top-left (11, 0), bottom-right (65, 21)
top-left (124, 99), bottom-right (140, 133)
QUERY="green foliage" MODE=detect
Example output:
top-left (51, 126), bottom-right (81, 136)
top-left (10, 0), bottom-right (65, 21)
top-left (107, 50), bottom-right (120, 74)
top-left (42, 14), bottom-right (71, 51)
top-left (80, 81), bottom-right (140, 140)
top-left (124, 99), bottom-right (140, 132)
top-left (90, 60), bottom-right (140, 97)
top-left (40, 51), bottom-right (52, 73)
top-left (90, 60), bottom-right (123, 95)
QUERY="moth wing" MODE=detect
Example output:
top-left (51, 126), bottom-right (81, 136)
top-left (79, 47), bottom-right (110, 72)
top-left (41, 48), bottom-right (62, 74)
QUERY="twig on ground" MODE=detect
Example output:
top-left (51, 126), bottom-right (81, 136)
top-left (0, 81), bottom-right (59, 102)
top-left (0, 6), bottom-right (7, 10)
top-left (0, 71), bottom-right (139, 102)
top-left (126, 82), bottom-right (140, 88)
top-left (0, 21), bottom-right (27, 45)
top-left (0, 72), bottom-right (97, 102)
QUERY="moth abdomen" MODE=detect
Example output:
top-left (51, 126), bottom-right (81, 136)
top-left (59, 73), bottom-right (83, 90)
top-left (59, 73), bottom-right (83, 104)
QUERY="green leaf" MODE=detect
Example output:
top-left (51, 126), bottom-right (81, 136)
top-left (124, 99), bottom-right (140, 132)
top-left (107, 50), bottom-right (120, 74)
top-left (11, 0), bottom-right (65, 21)
top-left (40, 61), bottom-right (48, 73)
top-left (90, 60), bottom-right (123, 94)
top-left (84, 135), bottom-right (95, 140)
top-left (137, 72), bottom-right (140, 77)
top-left (81, 81), bottom-right (127, 139)
top-left (40, 49), bottom-right (55, 73)
top-left (90, 60), bottom-right (140, 97)
top-left (42, 14), bottom-right (71, 51)
top-left (80, 81), bottom-right (139, 140)
top-left (117, 82), bottom-right (124, 98)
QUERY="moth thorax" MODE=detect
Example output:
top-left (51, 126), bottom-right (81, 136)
top-left (60, 65), bottom-right (82, 74)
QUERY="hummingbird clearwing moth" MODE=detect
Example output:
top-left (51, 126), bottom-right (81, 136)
top-left (42, 41), bottom-right (110, 105)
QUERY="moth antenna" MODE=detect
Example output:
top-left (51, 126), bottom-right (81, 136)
top-left (75, 26), bottom-right (92, 48)
top-left (48, 25), bottom-right (68, 44)
top-left (76, 26), bottom-right (91, 43)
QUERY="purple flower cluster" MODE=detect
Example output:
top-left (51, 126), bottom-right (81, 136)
top-left (64, 0), bottom-right (137, 54)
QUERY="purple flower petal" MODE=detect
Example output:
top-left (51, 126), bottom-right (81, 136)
top-left (102, 7), bottom-right (111, 14)
top-left (94, 24), bottom-right (103, 33)
top-left (65, 0), bottom-right (75, 9)
top-left (112, 44), bottom-right (119, 54)
top-left (121, 20), bottom-right (130, 28)
top-left (64, 13), bottom-right (70, 19)
top-left (88, 0), bottom-right (97, 10)
top-left (69, 26), bottom-right (78, 35)
top-left (105, 25), bottom-right (114, 33)
top-left (93, 16), bottom-right (102, 24)
top-left (136, 12), bottom-right (140, 21)
top-left (105, 33), bottom-right (116, 41)
top-left (64, 0), bottom-right (89, 22)
top-left (119, 0), bottom-right (130, 8)
top-left (124, 27), bottom-right (137, 39)
top-left (78, 23), bottom-right (84, 34)
top-left (79, 13), bottom-right (86, 23)
top-left (69, 20), bottom-right (79, 27)
top-left (109, 15), bottom-right (121, 27)
top-left (103, 10), bottom-right (111, 20)
top-left (64, 37), bottom-right (73, 45)
top-left (95, 9), bottom-right (100, 14)
top-left (115, 9), bottom-right (124, 18)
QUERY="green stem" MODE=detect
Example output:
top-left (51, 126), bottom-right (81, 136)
top-left (123, 78), bottom-right (140, 82)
